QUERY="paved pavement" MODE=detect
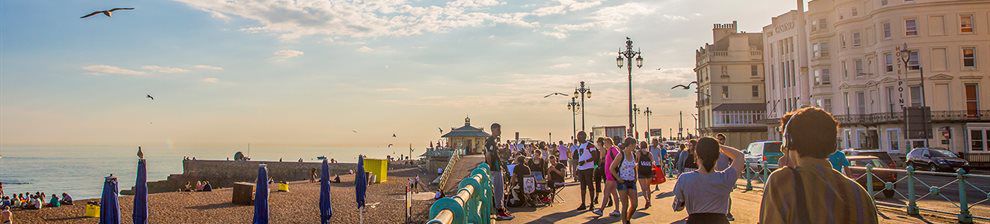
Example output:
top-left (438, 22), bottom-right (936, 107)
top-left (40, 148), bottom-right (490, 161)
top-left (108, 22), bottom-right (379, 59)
top-left (504, 177), bottom-right (973, 223)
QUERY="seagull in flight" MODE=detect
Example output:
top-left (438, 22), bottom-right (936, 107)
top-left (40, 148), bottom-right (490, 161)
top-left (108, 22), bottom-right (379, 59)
top-left (387, 144), bottom-right (393, 148)
top-left (544, 92), bottom-right (569, 98)
top-left (671, 81), bottom-right (699, 90)
top-left (81, 8), bottom-right (135, 19)
top-left (146, 94), bottom-right (154, 100)
top-left (438, 128), bottom-right (443, 133)
top-left (392, 133), bottom-right (397, 138)
top-left (351, 129), bottom-right (358, 133)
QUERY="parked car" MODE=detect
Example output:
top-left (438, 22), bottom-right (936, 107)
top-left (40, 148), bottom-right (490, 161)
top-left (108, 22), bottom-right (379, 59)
top-left (842, 149), bottom-right (899, 168)
top-left (906, 147), bottom-right (971, 172)
top-left (846, 156), bottom-right (897, 198)
top-left (743, 141), bottom-right (783, 172)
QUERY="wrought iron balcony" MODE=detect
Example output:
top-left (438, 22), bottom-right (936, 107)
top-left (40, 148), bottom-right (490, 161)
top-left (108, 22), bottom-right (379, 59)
top-left (833, 110), bottom-right (990, 125)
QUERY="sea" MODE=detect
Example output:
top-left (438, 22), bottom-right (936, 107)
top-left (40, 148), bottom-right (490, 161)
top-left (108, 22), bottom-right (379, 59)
top-left (0, 145), bottom-right (403, 199)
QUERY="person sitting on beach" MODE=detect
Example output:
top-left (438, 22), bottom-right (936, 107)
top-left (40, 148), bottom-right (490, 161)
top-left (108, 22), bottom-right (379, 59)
top-left (1, 205), bottom-right (12, 224)
top-left (333, 175), bottom-right (341, 183)
top-left (0, 197), bottom-right (9, 208)
top-left (195, 181), bottom-right (205, 191)
top-left (60, 193), bottom-right (72, 205)
top-left (27, 196), bottom-right (41, 210)
top-left (202, 181), bottom-right (213, 192)
top-left (47, 195), bottom-right (60, 208)
top-left (181, 182), bottom-right (194, 192)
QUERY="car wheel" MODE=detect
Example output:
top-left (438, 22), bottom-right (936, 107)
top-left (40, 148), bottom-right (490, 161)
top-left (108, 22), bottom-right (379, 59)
top-left (928, 163), bottom-right (938, 172)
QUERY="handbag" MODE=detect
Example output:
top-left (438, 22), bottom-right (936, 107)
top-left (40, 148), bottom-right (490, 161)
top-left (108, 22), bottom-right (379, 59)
top-left (650, 165), bottom-right (666, 185)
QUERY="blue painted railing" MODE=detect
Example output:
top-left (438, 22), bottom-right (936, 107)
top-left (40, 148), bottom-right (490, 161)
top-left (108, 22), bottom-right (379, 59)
top-left (427, 163), bottom-right (492, 224)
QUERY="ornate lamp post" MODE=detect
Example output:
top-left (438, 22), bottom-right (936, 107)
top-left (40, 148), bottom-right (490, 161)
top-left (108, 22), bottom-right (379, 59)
top-left (644, 107), bottom-right (653, 140)
top-left (633, 104), bottom-right (641, 138)
top-left (574, 81), bottom-right (592, 132)
top-left (617, 37), bottom-right (643, 137)
top-left (897, 43), bottom-right (928, 147)
top-left (567, 96), bottom-right (581, 141)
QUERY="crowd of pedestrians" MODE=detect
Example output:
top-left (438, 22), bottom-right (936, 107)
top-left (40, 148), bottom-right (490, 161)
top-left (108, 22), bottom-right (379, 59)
top-left (483, 106), bottom-right (879, 223)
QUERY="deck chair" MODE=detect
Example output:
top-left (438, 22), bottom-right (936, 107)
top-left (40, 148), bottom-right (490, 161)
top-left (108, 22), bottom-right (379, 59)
top-left (522, 175), bottom-right (538, 207)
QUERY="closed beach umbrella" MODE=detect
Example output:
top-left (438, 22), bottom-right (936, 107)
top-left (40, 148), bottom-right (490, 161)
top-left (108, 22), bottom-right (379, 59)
top-left (99, 175), bottom-right (121, 224)
top-left (319, 159), bottom-right (333, 224)
top-left (253, 164), bottom-right (270, 224)
top-left (133, 158), bottom-right (149, 224)
top-left (355, 155), bottom-right (367, 223)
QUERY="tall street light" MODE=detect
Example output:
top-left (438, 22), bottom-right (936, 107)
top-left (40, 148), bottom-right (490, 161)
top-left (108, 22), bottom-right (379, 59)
top-left (897, 43), bottom-right (928, 147)
top-left (633, 104), bottom-right (641, 138)
top-left (644, 107), bottom-right (653, 140)
top-left (567, 96), bottom-right (581, 141)
top-left (575, 81), bottom-right (592, 132)
top-left (617, 37), bottom-right (643, 137)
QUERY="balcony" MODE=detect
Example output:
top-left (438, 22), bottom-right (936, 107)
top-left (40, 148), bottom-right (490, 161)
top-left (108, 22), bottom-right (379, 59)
top-left (834, 110), bottom-right (990, 125)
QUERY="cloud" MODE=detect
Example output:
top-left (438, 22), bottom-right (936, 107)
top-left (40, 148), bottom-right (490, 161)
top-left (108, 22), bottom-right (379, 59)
top-left (373, 87), bottom-right (409, 92)
top-left (175, 0), bottom-right (537, 41)
top-left (273, 49), bottom-right (304, 60)
top-left (201, 77), bottom-right (220, 84)
top-left (661, 14), bottom-right (689, 22)
top-left (141, 65), bottom-right (190, 74)
top-left (542, 2), bottom-right (657, 38)
top-left (356, 46), bottom-right (374, 53)
top-left (193, 65), bottom-right (224, 71)
top-left (550, 63), bottom-right (572, 69)
top-left (531, 0), bottom-right (603, 16)
top-left (82, 65), bottom-right (147, 76)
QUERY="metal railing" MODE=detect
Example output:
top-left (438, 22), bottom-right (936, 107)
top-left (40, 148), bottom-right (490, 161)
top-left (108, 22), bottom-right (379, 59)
top-left (428, 163), bottom-right (492, 224)
top-left (846, 164), bottom-right (988, 223)
top-left (834, 110), bottom-right (990, 125)
top-left (436, 149), bottom-right (464, 191)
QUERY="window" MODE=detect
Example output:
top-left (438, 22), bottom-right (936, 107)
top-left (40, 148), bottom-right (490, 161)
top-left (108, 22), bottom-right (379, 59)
top-left (818, 18), bottom-right (827, 30)
top-left (886, 86), bottom-right (896, 112)
top-left (910, 85), bottom-right (922, 107)
top-left (770, 64), bottom-right (775, 90)
top-left (905, 19), bottom-right (918, 36)
top-left (751, 65), bottom-right (759, 76)
top-left (823, 98), bottom-right (833, 112)
top-left (815, 69), bottom-right (831, 85)
top-left (887, 129), bottom-right (902, 152)
top-left (971, 129), bottom-right (987, 152)
top-left (752, 85), bottom-right (759, 97)
top-left (721, 65), bottom-right (728, 77)
top-left (907, 50), bottom-right (920, 70)
top-left (852, 8), bottom-right (858, 16)
top-left (882, 22), bottom-right (892, 39)
top-left (722, 86), bottom-right (729, 98)
top-left (844, 92), bottom-right (851, 115)
top-left (840, 33), bottom-right (847, 48)
top-left (842, 60), bottom-right (848, 77)
top-left (881, 0), bottom-right (888, 6)
top-left (813, 43), bottom-right (829, 58)
top-left (855, 59), bottom-right (865, 76)
top-left (884, 53), bottom-right (894, 72)
top-left (852, 32), bottom-right (861, 46)
top-left (961, 14), bottom-right (974, 33)
top-left (966, 84), bottom-right (979, 117)
top-left (857, 91), bottom-right (866, 114)
top-left (963, 47), bottom-right (977, 68)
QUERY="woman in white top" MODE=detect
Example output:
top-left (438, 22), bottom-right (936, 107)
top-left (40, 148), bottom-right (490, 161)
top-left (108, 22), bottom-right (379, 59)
top-left (610, 137), bottom-right (640, 224)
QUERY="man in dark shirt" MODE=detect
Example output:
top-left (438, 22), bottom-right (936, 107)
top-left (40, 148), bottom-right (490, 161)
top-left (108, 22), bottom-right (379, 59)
top-left (510, 156), bottom-right (532, 189)
top-left (486, 123), bottom-right (513, 220)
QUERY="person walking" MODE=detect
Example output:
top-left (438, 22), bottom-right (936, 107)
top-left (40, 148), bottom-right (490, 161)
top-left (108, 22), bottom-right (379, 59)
top-left (760, 107), bottom-right (878, 224)
top-left (649, 139), bottom-right (664, 192)
top-left (485, 123), bottom-right (513, 220)
top-left (671, 137), bottom-right (745, 224)
top-left (592, 138), bottom-right (620, 217)
top-left (636, 141), bottom-right (656, 209)
top-left (556, 141), bottom-right (570, 178)
top-left (714, 133), bottom-right (735, 221)
top-left (610, 137), bottom-right (640, 224)
top-left (592, 137), bottom-right (606, 208)
top-left (573, 131), bottom-right (598, 211)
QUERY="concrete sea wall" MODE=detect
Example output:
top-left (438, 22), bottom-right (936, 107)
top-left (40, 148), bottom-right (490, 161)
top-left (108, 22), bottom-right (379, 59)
top-left (140, 160), bottom-right (357, 194)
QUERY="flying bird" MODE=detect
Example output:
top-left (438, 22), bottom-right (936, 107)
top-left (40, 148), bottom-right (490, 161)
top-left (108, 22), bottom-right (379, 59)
top-left (146, 94), bottom-right (154, 100)
top-left (438, 128), bottom-right (443, 133)
top-left (351, 129), bottom-right (358, 133)
top-left (671, 81), bottom-right (699, 90)
top-left (387, 144), bottom-right (393, 148)
top-left (392, 133), bottom-right (397, 138)
top-left (81, 8), bottom-right (135, 19)
top-left (544, 92), bottom-right (569, 98)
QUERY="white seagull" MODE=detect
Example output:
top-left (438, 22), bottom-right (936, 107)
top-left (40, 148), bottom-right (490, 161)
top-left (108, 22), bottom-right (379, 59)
top-left (81, 8), bottom-right (135, 19)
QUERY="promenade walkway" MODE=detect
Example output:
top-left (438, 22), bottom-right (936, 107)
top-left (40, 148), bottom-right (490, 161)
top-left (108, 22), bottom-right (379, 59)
top-left (506, 178), bottom-right (967, 223)
top-left (442, 155), bottom-right (487, 193)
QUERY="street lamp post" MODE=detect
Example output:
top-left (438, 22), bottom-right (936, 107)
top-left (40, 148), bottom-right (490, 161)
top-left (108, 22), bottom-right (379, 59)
top-left (575, 81), bottom-right (592, 132)
top-left (898, 43), bottom-right (929, 147)
top-left (617, 37), bottom-right (644, 137)
top-left (644, 107), bottom-right (653, 140)
top-left (567, 97), bottom-right (581, 141)
top-left (633, 104), bottom-right (641, 138)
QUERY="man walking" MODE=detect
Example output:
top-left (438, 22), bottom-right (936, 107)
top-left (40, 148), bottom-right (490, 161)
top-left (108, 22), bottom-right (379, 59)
top-left (486, 123), bottom-right (513, 220)
top-left (715, 133), bottom-right (735, 221)
top-left (573, 131), bottom-right (598, 211)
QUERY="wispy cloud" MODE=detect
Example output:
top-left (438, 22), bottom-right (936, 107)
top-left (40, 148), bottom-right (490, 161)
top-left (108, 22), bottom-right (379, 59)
top-left (201, 77), bottom-right (220, 84)
top-left (373, 87), bottom-right (410, 92)
top-left (273, 49), bottom-right (304, 60)
top-left (82, 65), bottom-right (147, 76)
top-left (531, 0), bottom-right (603, 16)
top-left (193, 65), bottom-right (224, 71)
top-left (542, 2), bottom-right (658, 39)
top-left (356, 46), bottom-right (374, 53)
top-left (141, 65), bottom-right (190, 74)
top-left (550, 63), bottom-right (572, 69)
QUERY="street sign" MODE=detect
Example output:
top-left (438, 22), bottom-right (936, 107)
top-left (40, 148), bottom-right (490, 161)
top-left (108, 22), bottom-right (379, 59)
top-left (649, 129), bottom-right (662, 137)
top-left (904, 106), bottom-right (932, 139)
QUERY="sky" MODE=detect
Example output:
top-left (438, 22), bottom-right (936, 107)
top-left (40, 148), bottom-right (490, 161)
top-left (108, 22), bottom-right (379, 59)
top-left (0, 0), bottom-right (800, 148)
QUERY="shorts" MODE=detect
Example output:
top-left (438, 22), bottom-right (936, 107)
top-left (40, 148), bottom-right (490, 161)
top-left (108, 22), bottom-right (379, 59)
top-left (593, 166), bottom-right (604, 192)
top-left (616, 180), bottom-right (637, 191)
top-left (578, 168), bottom-right (594, 190)
top-left (638, 167), bottom-right (654, 179)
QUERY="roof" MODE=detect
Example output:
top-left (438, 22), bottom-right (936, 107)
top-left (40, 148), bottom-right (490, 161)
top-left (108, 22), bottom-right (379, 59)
top-left (712, 33), bottom-right (763, 51)
top-left (441, 117), bottom-right (491, 138)
top-left (712, 103), bottom-right (766, 111)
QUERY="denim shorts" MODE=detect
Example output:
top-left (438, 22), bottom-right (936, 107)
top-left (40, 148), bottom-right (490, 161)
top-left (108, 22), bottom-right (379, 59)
top-left (616, 180), bottom-right (637, 191)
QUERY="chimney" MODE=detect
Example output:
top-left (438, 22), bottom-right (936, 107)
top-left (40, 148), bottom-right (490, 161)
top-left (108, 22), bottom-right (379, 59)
top-left (712, 21), bottom-right (739, 42)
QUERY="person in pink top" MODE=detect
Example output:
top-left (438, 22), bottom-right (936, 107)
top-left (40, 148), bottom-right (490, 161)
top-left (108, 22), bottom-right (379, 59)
top-left (593, 137), bottom-right (621, 217)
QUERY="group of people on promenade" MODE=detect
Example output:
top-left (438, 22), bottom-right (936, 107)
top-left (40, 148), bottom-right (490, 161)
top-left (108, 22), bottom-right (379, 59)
top-left (483, 107), bottom-right (880, 224)
top-left (1, 183), bottom-right (74, 224)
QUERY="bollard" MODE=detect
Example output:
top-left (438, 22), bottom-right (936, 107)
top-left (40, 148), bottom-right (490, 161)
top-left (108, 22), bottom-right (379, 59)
top-left (761, 160), bottom-right (769, 182)
top-left (866, 163), bottom-right (874, 198)
top-left (957, 168), bottom-right (972, 223)
top-left (906, 165), bottom-right (918, 215)
top-left (745, 160), bottom-right (753, 190)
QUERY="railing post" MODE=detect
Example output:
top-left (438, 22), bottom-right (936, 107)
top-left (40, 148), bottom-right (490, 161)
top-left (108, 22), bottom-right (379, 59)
top-left (761, 160), bottom-right (768, 182)
top-left (866, 163), bottom-right (874, 198)
top-left (745, 160), bottom-right (753, 190)
top-left (957, 168), bottom-right (972, 223)
top-left (906, 165), bottom-right (918, 215)
top-left (666, 158), bottom-right (674, 178)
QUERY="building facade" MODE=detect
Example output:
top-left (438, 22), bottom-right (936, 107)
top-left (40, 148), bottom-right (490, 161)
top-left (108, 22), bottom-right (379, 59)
top-left (441, 117), bottom-right (491, 155)
top-left (695, 21), bottom-right (769, 150)
top-left (763, 0), bottom-right (990, 156)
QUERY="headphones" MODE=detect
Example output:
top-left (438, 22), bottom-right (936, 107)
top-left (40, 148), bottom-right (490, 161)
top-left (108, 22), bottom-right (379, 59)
top-left (782, 115), bottom-right (796, 149)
